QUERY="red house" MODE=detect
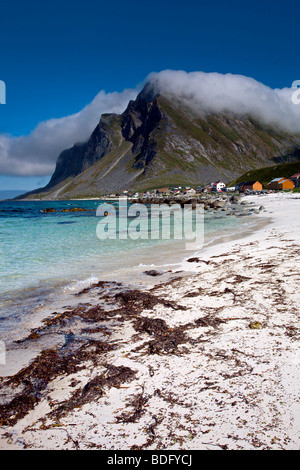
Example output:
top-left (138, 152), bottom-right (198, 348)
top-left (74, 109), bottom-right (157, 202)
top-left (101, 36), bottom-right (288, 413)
top-left (290, 173), bottom-right (300, 187)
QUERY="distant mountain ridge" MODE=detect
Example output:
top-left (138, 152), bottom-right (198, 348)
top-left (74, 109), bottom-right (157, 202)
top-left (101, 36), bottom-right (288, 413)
top-left (19, 83), bottom-right (300, 200)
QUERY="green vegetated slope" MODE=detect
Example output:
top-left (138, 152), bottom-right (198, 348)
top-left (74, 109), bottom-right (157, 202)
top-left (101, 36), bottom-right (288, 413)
top-left (230, 161), bottom-right (300, 187)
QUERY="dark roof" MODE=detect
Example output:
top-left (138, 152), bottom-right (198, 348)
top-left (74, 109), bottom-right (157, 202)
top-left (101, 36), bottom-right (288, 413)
top-left (239, 181), bottom-right (259, 186)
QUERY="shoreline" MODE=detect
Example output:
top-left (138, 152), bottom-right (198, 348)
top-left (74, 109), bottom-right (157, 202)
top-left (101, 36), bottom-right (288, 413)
top-left (0, 193), bottom-right (299, 449)
top-left (0, 195), bottom-right (261, 347)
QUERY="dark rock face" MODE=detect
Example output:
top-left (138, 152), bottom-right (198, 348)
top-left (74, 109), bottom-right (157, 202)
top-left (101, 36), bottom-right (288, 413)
top-left (43, 92), bottom-right (165, 193)
top-left (48, 142), bottom-right (89, 188)
top-left (46, 114), bottom-right (121, 189)
top-left (122, 97), bottom-right (163, 170)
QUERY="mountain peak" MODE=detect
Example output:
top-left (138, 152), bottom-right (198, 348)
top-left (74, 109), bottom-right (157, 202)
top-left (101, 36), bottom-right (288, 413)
top-left (135, 80), bottom-right (160, 104)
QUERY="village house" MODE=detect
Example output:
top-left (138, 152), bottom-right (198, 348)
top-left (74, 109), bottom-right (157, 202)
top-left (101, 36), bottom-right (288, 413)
top-left (238, 181), bottom-right (263, 192)
top-left (184, 188), bottom-right (196, 195)
top-left (267, 177), bottom-right (294, 190)
top-left (155, 187), bottom-right (171, 194)
top-left (290, 173), bottom-right (300, 187)
top-left (211, 181), bottom-right (226, 192)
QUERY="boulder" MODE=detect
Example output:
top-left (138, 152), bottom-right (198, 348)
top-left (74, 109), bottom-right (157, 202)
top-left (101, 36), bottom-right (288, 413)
top-left (230, 195), bottom-right (241, 204)
top-left (143, 270), bottom-right (163, 276)
top-left (42, 208), bottom-right (56, 213)
top-left (211, 199), bottom-right (226, 209)
top-left (61, 207), bottom-right (89, 212)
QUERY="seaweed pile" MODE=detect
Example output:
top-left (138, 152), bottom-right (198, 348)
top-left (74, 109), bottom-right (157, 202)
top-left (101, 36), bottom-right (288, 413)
top-left (0, 280), bottom-right (191, 427)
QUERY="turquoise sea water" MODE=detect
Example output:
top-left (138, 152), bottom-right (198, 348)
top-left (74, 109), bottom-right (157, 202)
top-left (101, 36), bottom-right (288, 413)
top-left (0, 199), bottom-right (254, 341)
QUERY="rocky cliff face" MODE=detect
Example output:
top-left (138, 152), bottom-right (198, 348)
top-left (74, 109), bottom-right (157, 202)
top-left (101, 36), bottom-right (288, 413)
top-left (21, 85), bottom-right (300, 199)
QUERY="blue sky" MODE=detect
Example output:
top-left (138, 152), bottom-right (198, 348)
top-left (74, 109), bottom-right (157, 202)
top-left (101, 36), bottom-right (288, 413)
top-left (1, 0), bottom-right (300, 190)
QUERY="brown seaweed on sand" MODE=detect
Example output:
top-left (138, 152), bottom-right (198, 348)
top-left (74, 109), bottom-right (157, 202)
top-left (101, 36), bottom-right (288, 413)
top-left (0, 339), bottom-right (113, 426)
top-left (48, 364), bottom-right (136, 421)
top-left (132, 317), bottom-right (189, 355)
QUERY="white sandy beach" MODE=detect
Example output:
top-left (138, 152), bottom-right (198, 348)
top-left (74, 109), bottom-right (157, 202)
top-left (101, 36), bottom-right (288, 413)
top-left (0, 192), bottom-right (299, 450)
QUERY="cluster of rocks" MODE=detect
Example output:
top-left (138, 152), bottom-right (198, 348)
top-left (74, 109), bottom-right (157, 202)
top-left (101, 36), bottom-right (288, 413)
top-left (41, 194), bottom-right (266, 218)
top-left (133, 193), bottom-right (265, 217)
top-left (42, 207), bottom-right (90, 213)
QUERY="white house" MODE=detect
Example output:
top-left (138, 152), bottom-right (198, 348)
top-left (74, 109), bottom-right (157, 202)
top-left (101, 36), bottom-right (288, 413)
top-left (185, 188), bottom-right (196, 195)
top-left (211, 181), bottom-right (226, 192)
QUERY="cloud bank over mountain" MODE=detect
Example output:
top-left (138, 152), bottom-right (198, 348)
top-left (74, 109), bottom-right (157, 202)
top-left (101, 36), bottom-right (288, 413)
top-left (0, 88), bottom-right (139, 176)
top-left (1, 70), bottom-right (299, 177)
top-left (147, 70), bottom-right (300, 133)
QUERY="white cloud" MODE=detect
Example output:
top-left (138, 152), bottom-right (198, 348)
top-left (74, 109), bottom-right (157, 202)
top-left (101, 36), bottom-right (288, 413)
top-left (147, 70), bottom-right (300, 134)
top-left (1, 70), bottom-right (300, 177)
top-left (0, 87), bottom-right (139, 176)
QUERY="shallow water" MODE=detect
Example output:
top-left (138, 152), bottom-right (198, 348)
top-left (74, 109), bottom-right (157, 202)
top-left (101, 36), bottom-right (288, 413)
top-left (0, 198), bottom-right (256, 343)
